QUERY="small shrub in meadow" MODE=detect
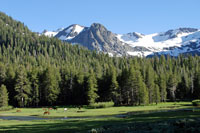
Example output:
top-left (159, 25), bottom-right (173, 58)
top-left (89, 102), bottom-right (114, 109)
top-left (192, 100), bottom-right (200, 106)
top-left (0, 106), bottom-right (13, 111)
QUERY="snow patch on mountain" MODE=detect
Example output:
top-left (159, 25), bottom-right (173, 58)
top-left (43, 31), bottom-right (57, 37)
top-left (73, 25), bottom-right (85, 34)
top-left (127, 51), bottom-right (153, 57)
top-left (117, 32), bottom-right (144, 43)
top-left (55, 24), bottom-right (85, 41)
top-left (42, 28), bottom-right (64, 37)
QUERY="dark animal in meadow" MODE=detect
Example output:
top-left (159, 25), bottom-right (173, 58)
top-left (77, 105), bottom-right (83, 110)
top-left (53, 106), bottom-right (57, 110)
top-left (43, 111), bottom-right (50, 115)
top-left (16, 110), bottom-right (21, 112)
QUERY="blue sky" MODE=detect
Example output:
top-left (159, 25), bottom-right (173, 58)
top-left (1, 0), bottom-right (200, 34)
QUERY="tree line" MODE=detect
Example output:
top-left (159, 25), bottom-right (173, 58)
top-left (0, 11), bottom-right (200, 107)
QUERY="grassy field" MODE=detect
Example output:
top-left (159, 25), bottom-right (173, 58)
top-left (0, 102), bottom-right (200, 132)
top-left (0, 102), bottom-right (193, 117)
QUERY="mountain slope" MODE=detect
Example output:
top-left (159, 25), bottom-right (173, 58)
top-left (43, 23), bottom-right (200, 57)
top-left (48, 23), bottom-right (147, 56)
top-left (68, 23), bottom-right (137, 56)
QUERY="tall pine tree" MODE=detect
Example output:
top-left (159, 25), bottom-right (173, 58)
top-left (85, 69), bottom-right (99, 105)
top-left (146, 66), bottom-right (155, 104)
top-left (41, 67), bottom-right (60, 105)
top-left (110, 67), bottom-right (119, 105)
top-left (0, 84), bottom-right (8, 107)
top-left (14, 67), bottom-right (31, 107)
top-left (28, 69), bottom-right (39, 107)
top-left (158, 73), bottom-right (167, 102)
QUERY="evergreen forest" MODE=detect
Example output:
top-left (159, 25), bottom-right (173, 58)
top-left (0, 12), bottom-right (200, 107)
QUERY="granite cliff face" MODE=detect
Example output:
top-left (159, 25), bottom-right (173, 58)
top-left (67, 23), bottom-right (135, 56)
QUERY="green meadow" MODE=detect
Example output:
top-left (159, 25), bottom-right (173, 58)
top-left (0, 102), bottom-right (200, 132)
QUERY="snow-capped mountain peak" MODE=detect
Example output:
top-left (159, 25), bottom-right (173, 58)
top-left (55, 24), bottom-right (85, 41)
top-left (42, 24), bottom-right (200, 57)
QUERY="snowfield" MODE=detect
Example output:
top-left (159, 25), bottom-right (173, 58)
top-left (117, 29), bottom-right (200, 57)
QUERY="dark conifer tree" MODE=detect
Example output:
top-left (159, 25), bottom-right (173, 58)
top-left (158, 73), bottom-right (167, 102)
top-left (110, 67), bottom-right (119, 105)
top-left (14, 67), bottom-right (31, 107)
top-left (41, 67), bottom-right (60, 105)
top-left (28, 68), bottom-right (39, 106)
top-left (145, 66), bottom-right (155, 104)
top-left (85, 69), bottom-right (99, 105)
top-left (167, 74), bottom-right (177, 101)
top-left (154, 84), bottom-right (160, 104)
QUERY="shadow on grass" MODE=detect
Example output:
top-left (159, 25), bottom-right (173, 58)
top-left (0, 119), bottom-right (122, 133)
top-left (30, 115), bottom-right (39, 116)
top-left (1, 110), bottom-right (200, 133)
top-left (128, 110), bottom-right (200, 122)
top-left (182, 104), bottom-right (194, 107)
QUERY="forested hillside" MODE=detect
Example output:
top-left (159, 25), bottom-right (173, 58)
top-left (0, 12), bottom-right (200, 107)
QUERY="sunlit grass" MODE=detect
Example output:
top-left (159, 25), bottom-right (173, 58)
top-left (0, 102), bottom-right (199, 132)
top-left (0, 102), bottom-right (193, 117)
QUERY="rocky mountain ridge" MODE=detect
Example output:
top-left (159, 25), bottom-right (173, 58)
top-left (42, 23), bottom-right (200, 57)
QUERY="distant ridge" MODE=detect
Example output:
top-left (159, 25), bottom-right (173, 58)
top-left (43, 24), bottom-right (200, 57)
